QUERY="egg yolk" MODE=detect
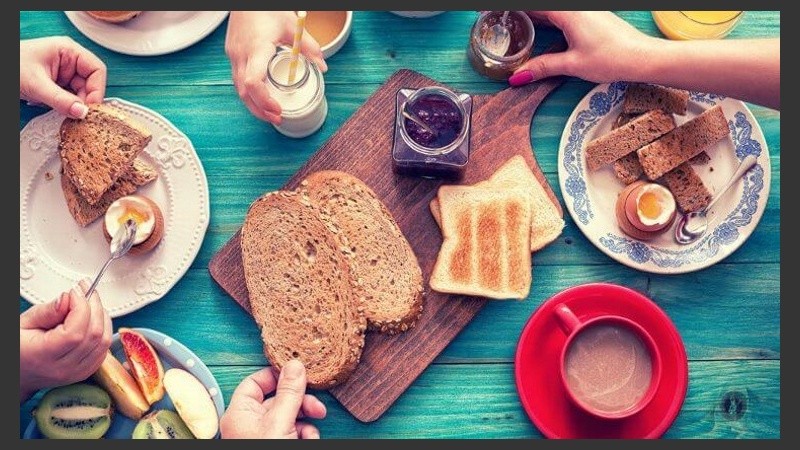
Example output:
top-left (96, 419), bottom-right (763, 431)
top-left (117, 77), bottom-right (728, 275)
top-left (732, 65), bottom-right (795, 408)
top-left (637, 192), bottom-right (663, 220)
top-left (117, 207), bottom-right (150, 226)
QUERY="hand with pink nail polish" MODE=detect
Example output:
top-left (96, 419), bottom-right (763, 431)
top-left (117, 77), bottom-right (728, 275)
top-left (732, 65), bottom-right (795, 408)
top-left (19, 279), bottom-right (113, 403)
top-left (510, 12), bottom-right (780, 110)
top-left (225, 12), bottom-right (328, 125)
top-left (220, 360), bottom-right (326, 439)
top-left (20, 37), bottom-right (107, 119)
top-left (510, 12), bottom-right (651, 86)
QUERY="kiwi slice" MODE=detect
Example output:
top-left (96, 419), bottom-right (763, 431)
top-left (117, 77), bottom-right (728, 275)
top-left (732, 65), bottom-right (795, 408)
top-left (132, 410), bottom-right (195, 439)
top-left (34, 384), bottom-right (113, 439)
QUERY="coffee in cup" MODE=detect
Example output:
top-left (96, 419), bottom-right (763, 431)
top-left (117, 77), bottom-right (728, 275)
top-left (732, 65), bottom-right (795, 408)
top-left (556, 303), bottom-right (661, 419)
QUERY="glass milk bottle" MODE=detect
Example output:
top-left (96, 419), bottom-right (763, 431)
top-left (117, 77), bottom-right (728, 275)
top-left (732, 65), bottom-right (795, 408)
top-left (265, 48), bottom-right (328, 138)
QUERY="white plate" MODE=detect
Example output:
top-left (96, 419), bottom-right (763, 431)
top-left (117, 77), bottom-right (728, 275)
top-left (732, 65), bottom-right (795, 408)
top-left (64, 11), bottom-right (228, 56)
top-left (20, 98), bottom-right (209, 317)
top-left (558, 82), bottom-right (771, 274)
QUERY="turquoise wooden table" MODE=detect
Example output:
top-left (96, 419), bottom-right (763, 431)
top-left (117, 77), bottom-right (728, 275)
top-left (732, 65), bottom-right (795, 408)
top-left (19, 11), bottom-right (780, 438)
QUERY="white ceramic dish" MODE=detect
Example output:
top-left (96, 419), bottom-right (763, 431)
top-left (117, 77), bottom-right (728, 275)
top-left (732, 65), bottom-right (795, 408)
top-left (320, 11), bottom-right (352, 59)
top-left (64, 11), bottom-right (228, 56)
top-left (20, 98), bottom-right (210, 317)
top-left (558, 82), bottom-right (771, 274)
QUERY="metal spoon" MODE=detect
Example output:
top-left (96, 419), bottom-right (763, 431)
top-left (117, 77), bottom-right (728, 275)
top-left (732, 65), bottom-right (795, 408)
top-left (402, 108), bottom-right (437, 136)
top-left (85, 218), bottom-right (138, 298)
top-left (484, 11), bottom-right (511, 56)
top-left (674, 155), bottom-right (758, 245)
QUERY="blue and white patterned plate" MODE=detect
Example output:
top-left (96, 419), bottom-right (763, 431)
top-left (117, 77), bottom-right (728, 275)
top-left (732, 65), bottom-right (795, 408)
top-left (558, 82), bottom-right (770, 274)
top-left (24, 328), bottom-right (225, 439)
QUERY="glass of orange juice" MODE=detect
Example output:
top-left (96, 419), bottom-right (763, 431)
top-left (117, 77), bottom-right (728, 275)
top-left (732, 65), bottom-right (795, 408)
top-left (652, 11), bottom-right (744, 40)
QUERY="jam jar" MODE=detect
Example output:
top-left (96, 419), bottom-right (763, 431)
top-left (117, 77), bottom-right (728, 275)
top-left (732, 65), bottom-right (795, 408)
top-left (467, 11), bottom-right (535, 81)
top-left (392, 86), bottom-right (472, 179)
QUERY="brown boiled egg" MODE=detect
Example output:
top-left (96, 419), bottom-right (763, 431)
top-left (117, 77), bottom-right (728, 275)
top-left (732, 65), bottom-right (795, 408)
top-left (615, 181), bottom-right (677, 241)
top-left (103, 195), bottom-right (164, 255)
top-left (624, 183), bottom-right (677, 232)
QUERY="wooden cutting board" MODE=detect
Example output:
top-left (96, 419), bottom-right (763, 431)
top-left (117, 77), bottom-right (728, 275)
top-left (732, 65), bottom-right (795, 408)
top-left (209, 68), bottom-right (565, 422)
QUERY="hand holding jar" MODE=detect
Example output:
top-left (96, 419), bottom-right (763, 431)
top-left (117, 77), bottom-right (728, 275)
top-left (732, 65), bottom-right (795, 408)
top-left (225, 11), bottom-right (328, 125)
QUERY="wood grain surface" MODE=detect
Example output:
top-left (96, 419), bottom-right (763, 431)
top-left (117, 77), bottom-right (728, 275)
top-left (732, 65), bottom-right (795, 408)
top-left (209, 68), bottom-right (564, 422)
top-left (20, 11), bottom-right (780, 438)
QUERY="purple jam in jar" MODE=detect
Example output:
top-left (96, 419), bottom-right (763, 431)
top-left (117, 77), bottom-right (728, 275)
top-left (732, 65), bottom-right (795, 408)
top-left (392, 86), bottom-right (472, 180)
top-left (404, 94), bottom-right (464, 149)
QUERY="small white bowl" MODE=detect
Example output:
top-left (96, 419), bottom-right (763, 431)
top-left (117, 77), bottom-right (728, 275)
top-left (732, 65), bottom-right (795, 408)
top-left (321, 11), bottom-right (353, 59)
top-left (389, 11), bottom-right (445, 18)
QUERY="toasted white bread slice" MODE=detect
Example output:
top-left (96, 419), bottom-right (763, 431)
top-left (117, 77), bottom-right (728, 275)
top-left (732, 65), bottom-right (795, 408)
top-left (430, 156), bottom-right (564, 252)
top-left (430, 186), bottom-right (532, 300)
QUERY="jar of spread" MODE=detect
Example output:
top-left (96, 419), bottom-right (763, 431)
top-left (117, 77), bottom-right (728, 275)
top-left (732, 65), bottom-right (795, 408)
top-left (467, 11), bottom-right (535, 81)
top-left (265, 47), bottom-right (328, 138)
top-left (392, 86), bottom-right (472, 179)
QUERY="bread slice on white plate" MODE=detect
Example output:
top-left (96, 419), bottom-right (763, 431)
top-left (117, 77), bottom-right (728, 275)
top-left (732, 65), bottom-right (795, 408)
top-left (59, 103), bottom-right (152, 205)
top-left (430, 155), bottom-right (564, 252)
top-left (300, 171), bottom-right (424, 334)
top-left (241, 190), bottom-right (366, 389)
top-left (430, 186), bottom-right (532, 300)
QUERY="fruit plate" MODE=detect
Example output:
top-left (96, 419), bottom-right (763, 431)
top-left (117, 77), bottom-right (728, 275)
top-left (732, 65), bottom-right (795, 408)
top-left (23, 328), bottom-right (225, 439)
top-left (19, 97), bottom-right (210, 317)
top-left (558, 82), bottom-right (771, 274)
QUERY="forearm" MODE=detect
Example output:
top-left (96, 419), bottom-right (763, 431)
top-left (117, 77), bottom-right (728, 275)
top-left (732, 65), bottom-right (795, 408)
top-left (628, 38), bottom-right (779, 110)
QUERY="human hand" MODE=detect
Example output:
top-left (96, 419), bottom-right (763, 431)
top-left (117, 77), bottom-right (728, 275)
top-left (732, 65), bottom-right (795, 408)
top-left (225, 11), bottom-right (327, 125)
top-left (509, 11), bottom-right (657, 86)
top-left (20, 36), bottom-right (107, 119)
top-left (20, 279), bottom-right (113, 403)
top-left (220, 360), bottom-right (326, 439)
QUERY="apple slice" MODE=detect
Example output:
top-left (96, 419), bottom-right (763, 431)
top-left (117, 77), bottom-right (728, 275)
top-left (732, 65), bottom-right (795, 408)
top-left (119, 328), bottom-right (165, 405)
top-left (93, 351), bottom-right (151, 419)
top-left (163, 368), bottom-right (219, 439)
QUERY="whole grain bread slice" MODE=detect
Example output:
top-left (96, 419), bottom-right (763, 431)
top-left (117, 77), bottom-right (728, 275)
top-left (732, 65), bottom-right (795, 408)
top-left (299, 171), bottom-right (424, 334)
top-left (62, 157), bottom-right (158, 226)
top-left (611, 112), bottom-right (711, 185)
top-left (585, 109), bottom-right (676, 171)
top-left (60, 104), bottom-right (152, 205)
top-left (241, 190), bottom-right (366, 389)
top-left (659, 163), bottom-right (712, 213)
top-left (622, 83), bottom-right (690, 115)
top-left (613, 153), bottom-right (644, 185)
top-left (637, 105), bottom-right (729, 180)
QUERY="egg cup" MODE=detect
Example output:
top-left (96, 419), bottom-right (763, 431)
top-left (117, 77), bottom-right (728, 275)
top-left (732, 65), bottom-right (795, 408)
top-left (615, 181), bottom-right (676, 241)
top-left (103, 195), bottom-right (164, 256)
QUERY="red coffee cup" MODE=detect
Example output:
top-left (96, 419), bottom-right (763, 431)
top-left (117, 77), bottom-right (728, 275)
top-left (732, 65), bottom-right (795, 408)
top-left (555, 303), bottom-right (662, 420)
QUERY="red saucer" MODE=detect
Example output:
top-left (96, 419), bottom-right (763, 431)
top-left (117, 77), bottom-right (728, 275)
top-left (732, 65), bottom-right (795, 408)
top-left (514, 283), bottom-right (688, 439)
